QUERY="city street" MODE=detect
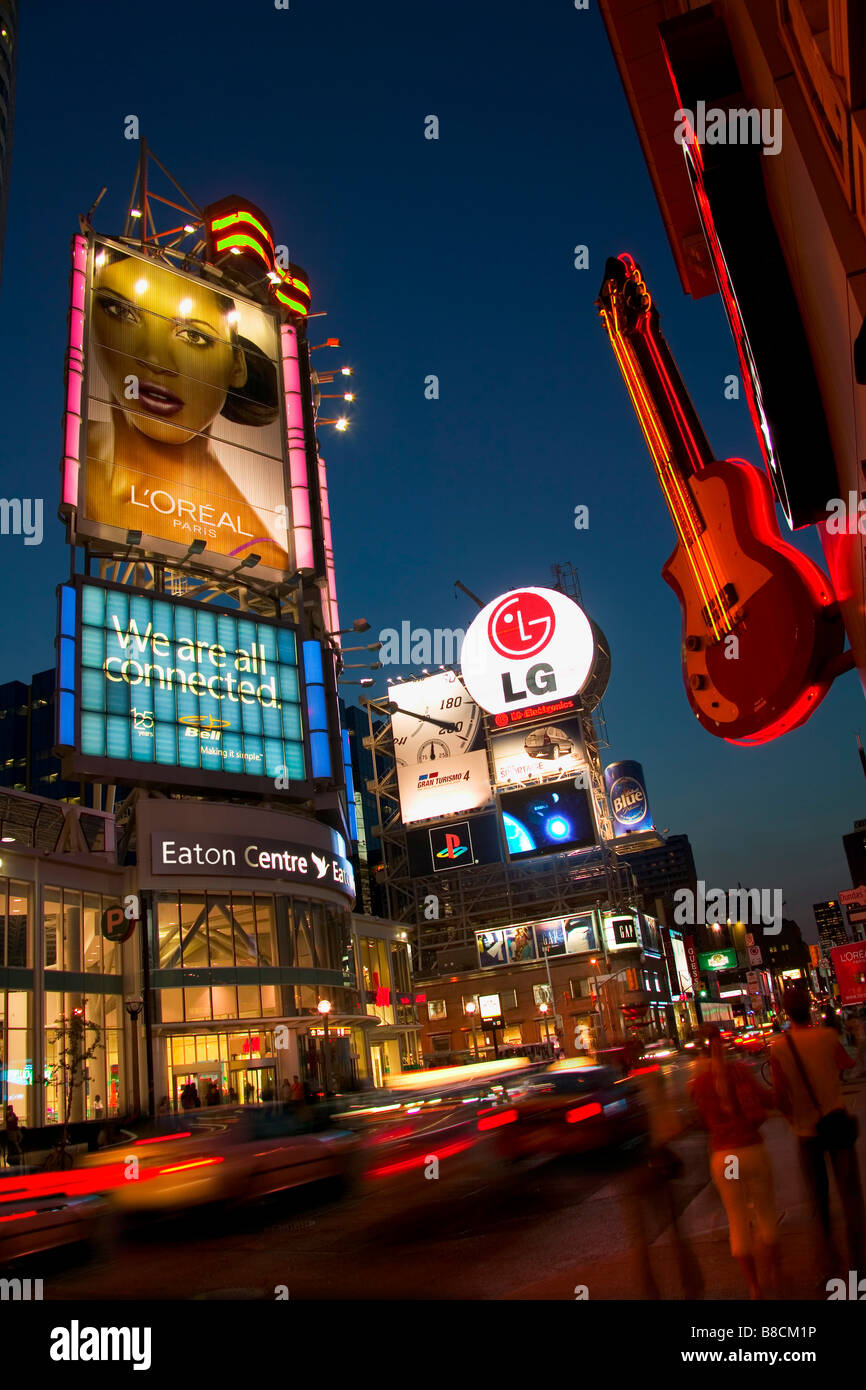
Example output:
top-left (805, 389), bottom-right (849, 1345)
top-left (27, 1068), bottom-right (866, 1303)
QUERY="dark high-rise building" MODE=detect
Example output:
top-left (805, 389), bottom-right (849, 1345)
top-left (339, 699), bottom-right (386, 917)
top-left (0, 668), bottom-right (83, 803)
top-left (813, 899), bottom-right (848, 954)
top-left (843, 826), bottom-right (866, 888)
top-left (764, 918), bottom-right (810, 977)
top-left (627, 833), bottom-right (698, 922)
top-left (0, 3), bottom-right (16, 285)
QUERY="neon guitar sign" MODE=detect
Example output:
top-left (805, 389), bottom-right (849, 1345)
top-left (598, 253), bottom-right (846, 745)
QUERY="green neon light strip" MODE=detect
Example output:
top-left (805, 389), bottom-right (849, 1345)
top-left (214, 233), bottom-right (270, 265)
top-left (211, 209), bottom-right (274, 248)
top-left (275, 290), bottom-right (308, 315)
top-left (284, 273), bottom-right (310, 297)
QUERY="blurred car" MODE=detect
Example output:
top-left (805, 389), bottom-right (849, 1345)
top-left (728, 1027), bottom-right (769, 1056)
top-left (0, 1169), bottom-right (109, 1264)
top-left (79, 1104), bottom-right (358, 1212)
top-left (345, 1060), bottom-right (539, 1200)
top-left (639, 1039), bottom-right (678, 1063)
top-left (498, 1059), bottom-right (649, 1160)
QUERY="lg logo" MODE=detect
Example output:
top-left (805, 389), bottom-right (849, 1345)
top-left (461, 586), bottom-right (597, 718)
top-left (488, 591), bottom-right (555, 659)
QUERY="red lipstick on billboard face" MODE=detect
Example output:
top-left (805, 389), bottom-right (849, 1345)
top-left (136, 380), bottom-right (185, 418)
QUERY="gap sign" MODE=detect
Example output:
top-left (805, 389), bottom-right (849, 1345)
top-left (460, 587), bottom-right (595, 716)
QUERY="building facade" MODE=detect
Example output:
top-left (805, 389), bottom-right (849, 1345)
top-left (0, 785), bottom-right (420, 1126)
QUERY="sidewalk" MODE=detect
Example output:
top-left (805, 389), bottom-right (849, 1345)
top-left (507, 1075), bottom-right (866, 1301)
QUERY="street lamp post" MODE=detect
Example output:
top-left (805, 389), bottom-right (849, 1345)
top-left (124, 995), bottom-right (144, 1119)
top-left (589, 958), bottom-right (607, 1049)
top-left (465, 1000), bottom-right (480, 1059)
top-left (539, 1002), bottom-right (552, 1056)
top-left (317, 998), bottom-right (333, 1096)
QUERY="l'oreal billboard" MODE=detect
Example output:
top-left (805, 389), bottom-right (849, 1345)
top-left (830, 941), bottom-right (866, 1006)
top-left (604, 760), bottom-right (654, 835)
top-left (56, 577), bottom-right (316, 794)
top-left (61, 235), bottom-right (297, 581)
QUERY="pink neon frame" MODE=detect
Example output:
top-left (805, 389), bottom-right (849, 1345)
top-left (61, 236), bottom-right (88, 508)
top-left (280, 323), bottom-right (315, 572)
top-left (317, 452), bottom-right (341, 638)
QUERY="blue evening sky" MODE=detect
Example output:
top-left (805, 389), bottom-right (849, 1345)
top-left (0, 0), bottom-right (862, 937)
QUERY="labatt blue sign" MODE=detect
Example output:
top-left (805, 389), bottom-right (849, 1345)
top-left (604, 760), bottom-right (653, 835)
top-left (71, 580), bottom-right (306, 783)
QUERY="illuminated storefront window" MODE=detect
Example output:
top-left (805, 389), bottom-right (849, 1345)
top-left (151, 890), bottom-right (351, 1025)
top-left (43, 991), bottom-right (123, 1125)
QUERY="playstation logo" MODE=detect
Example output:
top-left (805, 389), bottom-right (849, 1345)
top-left (429, 821), bottom-right (475, 872)
top-left (436, 833), bottom-right (469, 861)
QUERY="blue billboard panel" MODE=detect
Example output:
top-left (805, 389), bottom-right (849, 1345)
top-left (499, 780), bottom-right (597, 859)
top-left (604, 760), bottom-right (653, 835)
top-left (62, 579), bottom-right (308, 790)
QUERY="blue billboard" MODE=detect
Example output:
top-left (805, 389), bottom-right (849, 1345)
top-left (604, 760), bottom-right (653, 835)
top-left (57, 578), bottom-right (312, 792)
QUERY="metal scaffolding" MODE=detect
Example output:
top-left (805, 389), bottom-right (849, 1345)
top-left (361, 562), bottom-right (639, 975)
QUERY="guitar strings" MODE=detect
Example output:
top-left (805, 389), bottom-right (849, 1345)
top-left (599, 295), bottom-right (732, 641)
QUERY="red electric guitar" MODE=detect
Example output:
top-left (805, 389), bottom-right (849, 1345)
top-left (597, 253), bottom-right (847, 745)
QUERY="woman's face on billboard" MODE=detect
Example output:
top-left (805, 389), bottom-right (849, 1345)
top-left (92, 257), bottom-right (247, 445)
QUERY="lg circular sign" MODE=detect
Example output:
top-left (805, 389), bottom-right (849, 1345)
top-left (460, 586), bottom-right (595, 715)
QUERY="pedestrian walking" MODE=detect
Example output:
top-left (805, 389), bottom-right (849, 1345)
top-left (689, 1025), bottom-right (779, 1299)
top-left (205, 1081), bottom-right (221, 1107)
top-left (290, 1075), bottom-right (305, 1104)
top-left (3, 1104), bottom-right (23, 1166)
top-left (624, 1064), bottom-right (705, 1298)
top-left (770, 984), bottom-right (864, 1276)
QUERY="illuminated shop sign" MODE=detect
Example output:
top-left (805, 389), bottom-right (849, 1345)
top-left (489, 697), bottom-right (578, 729)
top-left (600, 911), bottom-right (642, 952)
top-left (698, 948), bottom-right (738, 972)
top-left (461, 587), bottom-right (595, 716)
top-left (478, 994), bottom-right (503, 1024)
top-left (151, 831), bottom-right (354, 900)
top-left (57, 578), bottom-right (311, 794)
top-left (670, 934), bottom-right (694, 999)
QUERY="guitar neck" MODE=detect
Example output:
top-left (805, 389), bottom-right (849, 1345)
top-left (598, 264), bottom-right (715, 546)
